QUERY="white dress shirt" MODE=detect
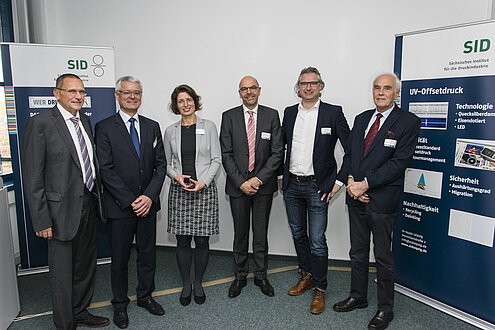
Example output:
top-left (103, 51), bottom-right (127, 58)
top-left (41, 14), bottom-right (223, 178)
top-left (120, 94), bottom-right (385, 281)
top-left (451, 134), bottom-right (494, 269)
top-left (364, 105), bottom-right (394, 137)
top-left (119, 110), bottom-right (141, 141)
top-left (289, 100), bottom-right (320, 176)
top-left (57, 104), bottom-right (95, 186)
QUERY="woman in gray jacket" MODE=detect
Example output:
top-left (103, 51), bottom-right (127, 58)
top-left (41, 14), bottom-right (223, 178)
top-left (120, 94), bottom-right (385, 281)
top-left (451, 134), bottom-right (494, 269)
top-left (164, 84), bottom-right (221, 306)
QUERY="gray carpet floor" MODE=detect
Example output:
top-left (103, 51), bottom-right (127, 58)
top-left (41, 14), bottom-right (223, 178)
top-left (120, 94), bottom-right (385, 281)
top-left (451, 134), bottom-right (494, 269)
top-left (9, 247), bottom-right (477, 329)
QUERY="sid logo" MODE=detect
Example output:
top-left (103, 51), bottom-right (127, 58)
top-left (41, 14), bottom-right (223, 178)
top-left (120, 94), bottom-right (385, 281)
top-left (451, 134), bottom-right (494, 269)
top-left (67, 59), bottom-right (88, 70)
top-left (463, 39), bottom-right (490, 53)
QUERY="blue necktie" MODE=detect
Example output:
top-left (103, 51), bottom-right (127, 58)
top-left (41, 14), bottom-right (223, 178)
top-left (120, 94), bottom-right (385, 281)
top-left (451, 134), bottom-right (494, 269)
top-left (129, 117), bottom-right (140, 157)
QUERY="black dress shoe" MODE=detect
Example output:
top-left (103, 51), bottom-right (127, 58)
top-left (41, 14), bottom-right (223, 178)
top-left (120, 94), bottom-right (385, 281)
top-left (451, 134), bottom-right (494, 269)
top-left (368, 310), bottom-right (394, 330)
top-left (254, 278), bottom-right (275, 297)
top-left (137, 297), bottom-right (165, 316)
top-left (194, 293), bottom-right (206, 304)
top-left (76, 312), bottom-right (110, 328)
top-left (113, 310), bottom-right (129, 329)
top-left (228, 279), bottom-right (247, 298)
top-left (333, 296), bottom-right (368, 312)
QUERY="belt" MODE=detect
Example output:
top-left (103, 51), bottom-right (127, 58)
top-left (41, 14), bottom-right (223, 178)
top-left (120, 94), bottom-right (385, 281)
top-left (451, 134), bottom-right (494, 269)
top-left (289, 173), bottom-right (315, 182)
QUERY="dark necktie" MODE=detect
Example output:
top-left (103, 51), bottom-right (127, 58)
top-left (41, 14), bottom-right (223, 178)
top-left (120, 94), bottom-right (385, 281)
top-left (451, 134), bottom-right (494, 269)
top-left (129, 117), bottom-right (140, 157)
top-left (70, 117), bottom-right (94, 191)
top-left (247, 111), bottom-right (255, 172)
top-left (363, 113), bottom-right (383, 155)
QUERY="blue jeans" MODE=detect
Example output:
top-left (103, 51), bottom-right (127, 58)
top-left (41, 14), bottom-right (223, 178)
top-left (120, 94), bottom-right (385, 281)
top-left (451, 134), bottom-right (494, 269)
top-left (283, 176), bottom-right (329, 290)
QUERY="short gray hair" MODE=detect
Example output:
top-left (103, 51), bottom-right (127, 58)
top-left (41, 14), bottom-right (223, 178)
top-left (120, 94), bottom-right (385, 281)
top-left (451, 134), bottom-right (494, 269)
top-left (373, 73), bottom-right (401, 92)
top-left (294, 67), bottom-right (325, 97)
top-left (116, 76), bottom-right (142, 91)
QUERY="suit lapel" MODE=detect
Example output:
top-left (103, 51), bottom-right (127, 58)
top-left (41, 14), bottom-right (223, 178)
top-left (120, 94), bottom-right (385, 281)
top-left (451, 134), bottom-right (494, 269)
top-left (50, 108), bottom-right (81, 171)
top-left (114, 113), bottom-right (140, 159)
top-left (235, 107), bottom-right (249, 150)
top-left (195, 117), bottom-right (204, 161)
top-left (255, 106), bottom-right (265, 151)
top-left (314, 103), bottom-right (324, 149)
top-left (174, 120), bottom-right (182, 163)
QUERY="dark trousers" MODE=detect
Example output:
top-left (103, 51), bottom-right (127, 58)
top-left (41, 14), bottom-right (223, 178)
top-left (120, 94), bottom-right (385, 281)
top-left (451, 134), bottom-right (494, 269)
top-left (229, 193), bottom-right (273, 280)
top-left (108, 213), bottom-right (157, 311)
top-left (348, 203), bottom-right (396, 312)
top-left (48, 188), bottom-right (97, 330)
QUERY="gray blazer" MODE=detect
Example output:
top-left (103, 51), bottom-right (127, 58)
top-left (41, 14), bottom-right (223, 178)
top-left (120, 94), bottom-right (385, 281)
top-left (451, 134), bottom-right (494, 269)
top-left (164, 116), bottom-right (221, 186)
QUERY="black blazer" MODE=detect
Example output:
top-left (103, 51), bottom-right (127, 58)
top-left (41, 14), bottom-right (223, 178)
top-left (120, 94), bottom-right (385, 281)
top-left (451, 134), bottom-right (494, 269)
top-left (337, 105), bottom-right (421, 213)
top-left (220, 105), bottom-right (283, 198)
top-left (280, 101), bottom-right (350, 192)
top-left (21, 106), bottom-right (104, 241)
top-left (95, 113), bottom-right (166, 219)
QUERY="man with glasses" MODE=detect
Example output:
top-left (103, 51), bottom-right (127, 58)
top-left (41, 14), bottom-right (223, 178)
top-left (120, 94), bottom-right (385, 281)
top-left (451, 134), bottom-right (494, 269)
top-left (22, 73), bottom-right (109, 329)
top-left (95, 76), bottom-right (166, 329)
top-left (278, 67), bottom-right (350, 314)
top-left (220, 75), bottom-right (283, 298)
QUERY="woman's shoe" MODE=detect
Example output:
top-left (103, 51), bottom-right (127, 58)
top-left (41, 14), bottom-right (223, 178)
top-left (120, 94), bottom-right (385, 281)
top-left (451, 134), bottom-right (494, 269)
top-left (180, 285), bottom-right (192, 306)
top-left (194, 293), bottom-right (206, 305)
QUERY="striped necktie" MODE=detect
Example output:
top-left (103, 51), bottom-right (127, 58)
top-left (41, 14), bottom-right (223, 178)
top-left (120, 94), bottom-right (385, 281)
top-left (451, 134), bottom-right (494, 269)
top-left (247, 111), bottom-right (255, 172)
top-left (70, 117), bottom-right (94, 191)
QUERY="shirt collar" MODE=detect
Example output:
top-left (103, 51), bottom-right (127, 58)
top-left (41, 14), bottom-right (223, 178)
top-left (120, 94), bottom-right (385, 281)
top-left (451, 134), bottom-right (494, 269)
top-left (373, 104), bottom-right (395, 119)
top-left (298, 99), bottom-right (320, 112)
top-left (57, 103), bottom-right (80, 120)
top-left (119, 109), bottom-right (139, 124)
top-left (243, 104), bottom-right (258, 114)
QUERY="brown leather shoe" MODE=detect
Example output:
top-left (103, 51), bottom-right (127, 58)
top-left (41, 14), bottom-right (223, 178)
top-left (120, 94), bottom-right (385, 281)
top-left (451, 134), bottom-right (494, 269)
top-left (288, 273), bottom-right (312, 296)
top-left (310, 289), bottom-right (325, 314)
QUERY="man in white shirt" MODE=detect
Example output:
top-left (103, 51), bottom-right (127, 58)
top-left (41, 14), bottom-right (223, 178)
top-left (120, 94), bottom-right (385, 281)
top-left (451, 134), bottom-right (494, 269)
top-left (278, 67), bottom-right (350, 314)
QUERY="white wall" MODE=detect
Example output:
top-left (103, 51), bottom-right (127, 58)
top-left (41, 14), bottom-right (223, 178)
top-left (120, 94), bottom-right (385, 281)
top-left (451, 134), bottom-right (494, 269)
top-left (20, 0), bottom-right (491, 260)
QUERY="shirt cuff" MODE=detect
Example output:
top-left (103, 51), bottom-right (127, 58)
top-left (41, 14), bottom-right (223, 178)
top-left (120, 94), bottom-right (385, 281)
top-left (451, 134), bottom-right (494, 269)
top-left (335, 180), bottom-right (344, 187)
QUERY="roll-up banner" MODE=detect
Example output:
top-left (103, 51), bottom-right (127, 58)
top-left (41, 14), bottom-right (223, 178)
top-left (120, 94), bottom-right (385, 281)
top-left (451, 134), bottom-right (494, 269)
top-left (1, 43), bottom-right (116, 271)
top-left (393, 21), bottom-right (495, 328)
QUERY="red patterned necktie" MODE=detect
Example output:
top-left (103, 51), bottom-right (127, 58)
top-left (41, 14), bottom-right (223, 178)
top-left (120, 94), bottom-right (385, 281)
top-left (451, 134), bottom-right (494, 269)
top-left (247, 111), bottom-right (255, 172)
top-left (70, 117), bottom-right (94, 191)
top-left (363, 113), bottom-right (382, 155)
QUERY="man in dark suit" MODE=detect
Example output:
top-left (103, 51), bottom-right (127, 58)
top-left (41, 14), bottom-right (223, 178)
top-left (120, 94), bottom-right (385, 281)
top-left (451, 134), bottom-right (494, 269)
top-left (333, 73), bottom-right (420, 330)
top-left (279, 67), bottom-right (350, 315)
top-left (22, 73), bottom-right (109, 329)
top-left (220, 75), bottom-right (283, 298)
top-left (95, 76), bottom-right (166, 329)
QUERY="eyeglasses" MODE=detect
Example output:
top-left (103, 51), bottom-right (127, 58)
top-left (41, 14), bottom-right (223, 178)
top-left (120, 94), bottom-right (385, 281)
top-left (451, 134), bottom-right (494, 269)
top-left (118, 90), bottom-right (143, 97)
top-left (239, 86), bottom-right (259, 92)
top-left (57, 88), bottom-right (87, 96)
top-left (298, 81), bottom-right (320, 87)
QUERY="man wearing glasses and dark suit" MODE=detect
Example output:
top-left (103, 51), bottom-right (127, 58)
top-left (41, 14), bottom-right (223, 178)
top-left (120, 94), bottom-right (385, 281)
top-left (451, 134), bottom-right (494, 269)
top-left (22, 73), bottom-right (109, 329)
top-left (95, 76), bottom-right (166, 329)
top-left (220, 76), bottom-right (283, 299)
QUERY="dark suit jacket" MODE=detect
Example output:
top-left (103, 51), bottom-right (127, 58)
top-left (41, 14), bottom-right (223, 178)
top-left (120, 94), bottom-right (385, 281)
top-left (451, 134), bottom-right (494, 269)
top-left (220, 105), bottom-right (283, 198)
top-left (21, 106), bottom-right (104, 241)
top-left (337, 105), bottom-right (421, 213)
top-left (95, 113), bottom-right (166, 219)
top-left (280, 101), bottom-right (350, 192)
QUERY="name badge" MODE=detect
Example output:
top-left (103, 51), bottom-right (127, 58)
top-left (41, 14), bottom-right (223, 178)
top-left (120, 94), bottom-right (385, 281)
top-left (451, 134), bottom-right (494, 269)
top-left (196, 128), bottom-right (206, 135)
top-left (321, 127), bottom-right (332, 135)
top-left (384, 138), bottom-right (397, 148)
top-left (261, 132), bottom-right (271, 140)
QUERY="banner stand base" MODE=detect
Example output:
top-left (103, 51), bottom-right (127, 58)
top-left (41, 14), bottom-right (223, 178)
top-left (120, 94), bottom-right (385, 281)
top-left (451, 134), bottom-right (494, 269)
top-left (17, 257), bottom-right (111, 276)
top-left (396, 284), bottom-right (494, 330)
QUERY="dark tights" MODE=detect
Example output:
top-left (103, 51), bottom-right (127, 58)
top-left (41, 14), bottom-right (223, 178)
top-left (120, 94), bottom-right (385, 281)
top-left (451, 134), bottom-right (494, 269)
top-left (176, 235), bottom-right (210, 297)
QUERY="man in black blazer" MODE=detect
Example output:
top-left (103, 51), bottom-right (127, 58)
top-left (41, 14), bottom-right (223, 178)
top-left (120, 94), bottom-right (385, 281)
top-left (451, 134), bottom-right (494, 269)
top-left (220, 75), bottom-right (283, 298)
top-left (22, 73), bottom-right (109, 329)
top-left (333, 73), bottom-right (420, 330)
top-left (279, 67), bottom-right (350, 315)
top-left (95, 76), bottom-right (166, 329)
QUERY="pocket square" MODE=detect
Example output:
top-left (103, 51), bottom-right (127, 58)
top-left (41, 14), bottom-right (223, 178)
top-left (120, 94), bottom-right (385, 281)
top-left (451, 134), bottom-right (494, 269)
top-left (385, 130), bottom-right (395, 138)
top-left (153, 138), bottom-right (157, 148)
